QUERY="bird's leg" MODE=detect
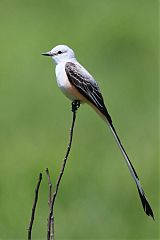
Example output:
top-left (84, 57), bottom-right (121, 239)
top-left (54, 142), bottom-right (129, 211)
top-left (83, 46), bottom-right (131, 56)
top-left (72, 100), bottom-right (80, 112)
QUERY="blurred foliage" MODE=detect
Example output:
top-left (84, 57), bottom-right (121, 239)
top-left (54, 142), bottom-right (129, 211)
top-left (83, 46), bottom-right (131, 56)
top-left (0, 0), bottom-right (158, 239)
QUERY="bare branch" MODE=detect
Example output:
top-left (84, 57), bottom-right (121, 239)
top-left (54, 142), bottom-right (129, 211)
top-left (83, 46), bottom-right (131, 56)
top-left (46, 168), bottom-right (54, 240)
top-left (46, 168), bottom-right (52, 208)
top-left (28, 173), bottom-right (42, 240)
top-left (47, 100), bottom-right (80, 240)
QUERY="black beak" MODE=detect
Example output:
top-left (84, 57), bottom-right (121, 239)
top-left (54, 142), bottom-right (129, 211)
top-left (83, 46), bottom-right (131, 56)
top-left (41, 51), bottom-right (53, 56)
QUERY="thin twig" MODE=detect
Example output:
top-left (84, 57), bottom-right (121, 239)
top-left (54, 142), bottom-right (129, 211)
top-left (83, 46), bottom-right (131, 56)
top-left (46, 168), bottom-right (52, 207)
top-left (46, 168), bottom-right (54, 240)
top-left (28, 173), bottom-right (42, 240)
top-left (47, 100), bottom-right (80, 240)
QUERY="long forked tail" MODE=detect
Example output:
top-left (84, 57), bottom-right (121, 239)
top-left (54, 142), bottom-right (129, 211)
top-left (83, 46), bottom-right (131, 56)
top-left (108, 121), bottom-right (154, 219)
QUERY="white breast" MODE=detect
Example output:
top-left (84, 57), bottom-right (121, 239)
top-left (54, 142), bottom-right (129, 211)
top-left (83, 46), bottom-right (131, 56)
top-left (55, 62), bottom-right (75, 100)
top-left (55, 62), bottom-right (69, 88)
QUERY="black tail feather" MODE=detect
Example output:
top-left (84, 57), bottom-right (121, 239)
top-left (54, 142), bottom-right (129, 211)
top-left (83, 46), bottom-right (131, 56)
top-left (137, 187), bottom-right (154, 220)
top-left (107, 121), bottom-right (154, 220)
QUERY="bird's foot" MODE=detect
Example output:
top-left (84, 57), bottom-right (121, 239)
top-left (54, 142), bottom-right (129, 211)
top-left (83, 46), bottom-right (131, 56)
top-left (72, 100), bottom-right (80, 112)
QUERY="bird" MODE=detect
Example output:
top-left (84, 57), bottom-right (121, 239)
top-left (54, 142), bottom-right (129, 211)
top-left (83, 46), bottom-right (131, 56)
top-left (42, 44), bottom-right (154, 219)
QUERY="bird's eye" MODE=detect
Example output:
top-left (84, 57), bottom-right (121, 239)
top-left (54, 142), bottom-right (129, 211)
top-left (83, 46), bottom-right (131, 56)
top-left (57, 51), bottom-right (62, 54)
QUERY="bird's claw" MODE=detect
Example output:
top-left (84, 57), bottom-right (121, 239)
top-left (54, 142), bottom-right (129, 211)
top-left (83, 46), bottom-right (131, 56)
top-left (72, 100), bottom-right (80, 112)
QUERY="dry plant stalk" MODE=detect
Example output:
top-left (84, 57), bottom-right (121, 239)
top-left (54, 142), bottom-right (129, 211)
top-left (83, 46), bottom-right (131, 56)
top-left (28, 100), bottom-right (80, 240)
top-left (28, 173), bottom-right (42, 240)
top-left (47, 100), bottom-right (80, 240)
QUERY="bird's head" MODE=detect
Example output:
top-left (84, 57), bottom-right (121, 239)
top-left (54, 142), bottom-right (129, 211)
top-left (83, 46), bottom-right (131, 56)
top-left (42, 45), bottom-right (75, 64)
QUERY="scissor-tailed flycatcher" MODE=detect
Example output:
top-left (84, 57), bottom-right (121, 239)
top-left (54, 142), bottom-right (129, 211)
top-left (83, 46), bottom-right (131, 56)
top-left (42, 44), bottom-right (154, 219)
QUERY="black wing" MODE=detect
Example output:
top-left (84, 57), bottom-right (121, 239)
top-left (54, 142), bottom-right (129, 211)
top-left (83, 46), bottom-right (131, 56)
top-left (65, 62), bottom-right (112, 124)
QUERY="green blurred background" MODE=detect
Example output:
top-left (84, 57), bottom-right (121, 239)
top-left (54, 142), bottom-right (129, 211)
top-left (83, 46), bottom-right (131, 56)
top-left (0, 0), bottom-right (158, 239)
